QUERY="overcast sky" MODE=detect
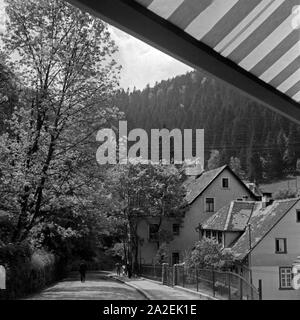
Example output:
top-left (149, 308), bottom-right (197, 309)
top-left (0, 0), bottom-right (192, 91)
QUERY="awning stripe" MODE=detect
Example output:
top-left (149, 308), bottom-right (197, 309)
top-left (240, 14), bottom-right (294, 71)
top-left (136, 0), bottom-right (154, 7)
top-left (185, 0), bottom-right (239, 41)
top-left (293, 91), bottom-right (300, 102)
top-left (168, 0), bottom-right (213, 30)
top-left (278, 69), bottom-right (300, 93)
top-left (134, 0), bottom-right (300, 104)
top-left (201, 0), bottom-right (262, 49)
top-left (250, 32), bottom-right (299, 76)
top-left (148, 0), bottom-right (185, 20)
top-left (270, 56), bottom-right (300, 88)
top-left (214, 0), bottom-right (274, 53)
top-left (286, 80), bottom-right (300, 97)
top-left (227, 0), bottom-right (291, 62)
top-left (260, 41), bottom-right (300, 83)
top-left (221, 0), bottom-right (284, 58)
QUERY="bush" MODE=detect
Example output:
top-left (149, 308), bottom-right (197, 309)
top-left (185, 238), bottom-right (235, 270)
top-left (273, 189), bottom-right (298, 200)
top-left (0, 243), bottom-right (65, 300)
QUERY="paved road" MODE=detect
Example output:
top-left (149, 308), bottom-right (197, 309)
top-left (109, 274), bottom-right (208, 300)
top-left (26, 272), bottom-right (146, 300)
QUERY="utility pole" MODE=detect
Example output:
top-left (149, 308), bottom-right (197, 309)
top-left (247, 223), bottom-right (253, 286)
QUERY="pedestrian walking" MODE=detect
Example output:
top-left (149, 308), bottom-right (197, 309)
top-left (127, 263), bottom-right (132, 279)
top-left (115, 262), bottom-right (121, 276)
top-left (79, 261), bottom-right (87, 283)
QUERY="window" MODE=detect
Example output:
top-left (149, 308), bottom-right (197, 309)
top-left (172, 252), bottom-right (180, 265)
top-left (279, 267), bottom-right (293, 289)
top-left (222, 178), bottom-right (229, 188)
top-left (172, 223), bottom-right (180, 236)
top-left (212, 230), bottom-right (217, 239)
top-left (205, 230), bottom-right (211, 238)
top-left (275, 238), bottom-right (287, 254)
top-left (297, 210), bottom-right (300, 223)
top-left (149, 224), bottom-right (159, 241)
top-left (217, 231), bottom-right (223, 245)
top-left (205, 198), bottom-right (215, 212)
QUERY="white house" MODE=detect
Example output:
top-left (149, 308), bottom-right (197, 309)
top-left (202, 198), bottom-right (300, 300)
top-left (137, 165), bottom-right (257, 265)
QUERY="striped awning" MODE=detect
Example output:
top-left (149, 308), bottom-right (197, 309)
top-left (135, 0), bottom-right (300, 103)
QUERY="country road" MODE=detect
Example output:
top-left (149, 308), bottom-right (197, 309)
top-left (25, 272), bottom-right (146, 300)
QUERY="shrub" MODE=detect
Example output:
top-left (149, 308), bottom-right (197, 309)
top-left (185, 238), bottom-right (235, 270)
top-left (0, 243), bottom-right (64, 299)
top-left (273, 189), bottom-right (297, 200)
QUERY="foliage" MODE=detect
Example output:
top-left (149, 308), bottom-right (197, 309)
top-left (0, 59), bottom-right (18, 134)
top-left (0, 0), bottom-right (122, 245)
top-left (185, 238), bottom-right (235, 269)
top-left (107, 242), bottom-right (127, 260)
top-left (229, 157), bottom-right (245, 179)
top-left (207, 150), bottom-right (222, 171)
top-left (114, 71), bottom-right (300, 182)
top-left (273, 188), bottom-right (298, 200)
top-left (0, 243), bottom-right (63, 299)
top-left (105, 163), bottom-right (187, 271)
top-left (154, 242), bottom-right (169, 264)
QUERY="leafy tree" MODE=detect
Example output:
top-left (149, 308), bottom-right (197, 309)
top-left (106, 163), bottom-right (187, 272)
top-left (155, 242), bottom-right (169, 264)
top-left (273, 189), bottom-right (297, 200)
top-left (114, 70), bottom-right (300, 183)
top-left (0, 0), bottom-right (122, 244)
top-left (284, 124), bottom-right (298, 173)
top-left (185, 238), bottom-right (234, 269)
top-left (229, 157), bottom-right (245, 179)
top-left (207, 150), bottom-right (221, 170)
top-left (0, 59), bottom-right (18, 134)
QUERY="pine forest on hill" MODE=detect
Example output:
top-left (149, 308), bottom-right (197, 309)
top-left (114, 71), bottom-right (300, 184)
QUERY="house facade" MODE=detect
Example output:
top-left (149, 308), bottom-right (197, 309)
top-left (137, 165), bottom-right (257, 265)
top-left (202, 198), bottom-right (300, 300)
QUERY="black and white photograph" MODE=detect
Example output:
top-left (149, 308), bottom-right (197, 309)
top-left (0, 0), bottom-right (300, 310)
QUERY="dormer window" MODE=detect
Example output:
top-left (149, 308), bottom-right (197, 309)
top-left (222, 178), bottom-right (229, 188)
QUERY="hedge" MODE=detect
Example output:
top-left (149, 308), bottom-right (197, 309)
top-left (0, 243), bottom-right (65, 300)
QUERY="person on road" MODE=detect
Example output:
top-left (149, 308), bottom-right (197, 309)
top-left (115, 262), bottom-right (121, 276)
top-left (127, 263), bottom-right (132, 279)
top-left (79, 261), bottom-right (87, 283)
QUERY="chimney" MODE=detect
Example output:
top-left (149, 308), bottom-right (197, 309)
top-left (184, 161), bottom-right (204, 178)
top-left (262, 193), bottom-right (273, 208)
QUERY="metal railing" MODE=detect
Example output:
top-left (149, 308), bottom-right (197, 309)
top-left (140, 263), bottom-right (261, 300)
top-left (140, 264), bottom-right (163, 282)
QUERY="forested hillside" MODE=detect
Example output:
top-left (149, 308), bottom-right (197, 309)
top-left (114, 71), bottom-right (300, 183)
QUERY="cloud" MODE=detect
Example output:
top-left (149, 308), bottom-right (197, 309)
top-left (109, 26), bottom-right (193, 91)
top-left (292, 5), bottom-right (300, 30)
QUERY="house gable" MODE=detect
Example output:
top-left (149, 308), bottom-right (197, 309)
top-left (231, 199), bottom-right (300, 261)
top-left (250, 199), bottom-right (300, 267)
top-left (185, 165), bottom-right (257, 206)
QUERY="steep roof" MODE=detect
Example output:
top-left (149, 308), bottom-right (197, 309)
top-left (202, 201), bottom-right (260, 232)
top-left (185, 165), bottom-right (256, 205)
top-left (231, 198), bottom-right (299, 260)
top-left (246, 183), bottom-right (263, 198)
top-left (185, 165), bottom-right (227, 204)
